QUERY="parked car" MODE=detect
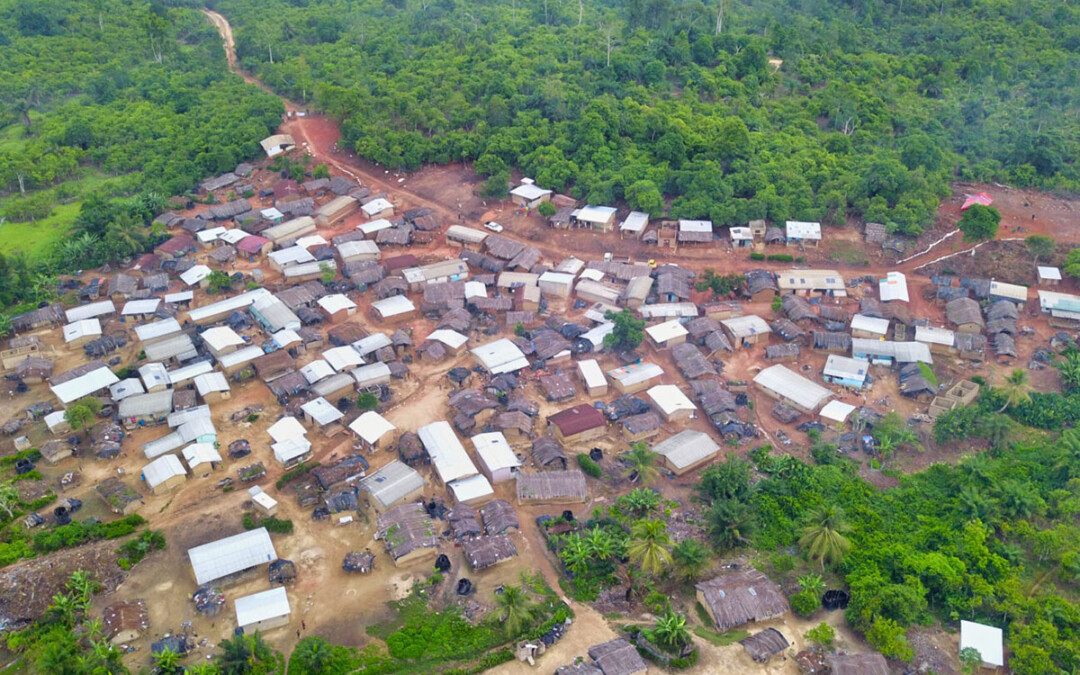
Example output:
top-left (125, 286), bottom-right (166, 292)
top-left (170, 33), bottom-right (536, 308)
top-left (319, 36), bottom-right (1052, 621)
top-left (483, 221), bottom-right (504, 232)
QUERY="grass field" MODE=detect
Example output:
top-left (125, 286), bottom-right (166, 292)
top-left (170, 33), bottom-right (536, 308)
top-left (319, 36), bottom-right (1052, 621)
top-left (0, 202), bottom-right (80, 259)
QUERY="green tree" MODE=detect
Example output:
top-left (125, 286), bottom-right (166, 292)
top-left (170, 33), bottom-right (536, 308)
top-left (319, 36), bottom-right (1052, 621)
top-left (652, 612), bottom-right (690, 651)
top-left (957, 205), bottom-right (1000, 242)
top-left (798, 505), bottom-right (852, 569)
top-left (798, 573), bottom-right (826, 597)
top-left (1064, 248), bottom-right (1080, 281)
top-left (64, 403), bottom-right (95, 438)
top-left (805, 623), bottom-right (836, 650)
top-left (207, 270), bottom-right (232, 294)
top-left (997, 368), bottom-right (1031, 412)
top-left (494, 584), bottom-right (533, 637)
top-left (312, 164), bottom-right (331, 179)
top-left (625, 180), bottom-right (665, 218)
top-left (618, 488), bottom-right (661, 518)
top-left (1025, 235), bottom-right (1055, 266)
top-left (866, 617), bottom-right (914, 661)
top-left (154, 646), bottom-right (183, 674)
top-left (603, 309), bottom-right (645, 351)
top-left (627, 519), bottom-right (672, 576)
top-left (319, 263), bottom-right (335, 284)
top-left (1055, 351), bottom-right (1080, 392)
top-left (706, 499), bottom-right (756, 551)
top-left (216, 632), bottom-right (276, 675)
top-left (356, 392), bottom-right (378, 410)
top-left (514, 321), bottom-right (526, 337)
top-left (623, 442), bottom-right (660, 486)
top-left (959, 646), bottom-right (983, 674)
top-left (672, 539), bottom-right (710, 582)
top-left (537, 200), bottom-right (557, 217)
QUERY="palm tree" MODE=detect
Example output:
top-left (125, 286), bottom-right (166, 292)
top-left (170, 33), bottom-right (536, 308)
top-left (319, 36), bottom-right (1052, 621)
top-left (67, 571), bottom-right (98, 608)
top-left (623, 442), bottom-right (660, 486)
top-left (956, 484), bottom-right (996, 522)
top-left (627, 519), bottom-right (673, 576)
top-left (977, 413), bottom-right (1013, 447)
top-left (798, 573), bottom-right (826, 597)
top-left (672, 539), bottom-right (711, 582)
top-left (559, 535), bottom-right (591, 575)
top-left (798, 505), bottom-right (852, 569)
top-left (997, 368), bottom-right (1031, 412)
top-left (154, 646), bottom-right (182, 674)
top-left (706, 499), bottom-right (756, 551)
top-left (620, 488), bottom-right (661, 518)
top-left (290, 637), bottom-right (333, 673)
top-left (48, 592), bottom-right (78, 626)
top-left (653, 612), bottom-right (691, 651)
top-left (584, 527), bottom-right (617, 562)
top-left (217, 632), bottom-right (273, 675)
top-left (495, 584), bottom-right (533, 637)
top-left (186, 664), bottom-right (221, 675)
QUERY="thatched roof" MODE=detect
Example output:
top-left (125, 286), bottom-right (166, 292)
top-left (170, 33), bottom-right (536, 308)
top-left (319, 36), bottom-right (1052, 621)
top-left (994, 332), bottom-right (1017, 357)
top-left (692, 380), bottom-right (738, 415)
top-left (374, 277), bottom-right (408, 299)
top-left (828, 653), bottom-right (890, 675)
top-left (765, 343), bottom-right (801, 360)
top-left (671, 342), bottom-right (717, 379)
top-left (782, 294), bottom-right (816, 322)
top-left (587, 638), bottom-right (647, 675)
top-left (397, 431), bottom-right (425, 465)
top-left (812, 331), bottom-right (852, 351)
top-left (695, 568), bottom-right (789, 630)
top-left (495, 411), bottom-right (533, 436)
top-left (740, 628), bottom-right (790, 662)
top-left (770, 318), bottom-right (806, 342)
top-left (864, 222), bottom-right (888, 244)
top-left (540, 371), bottom-right (577, 401)
top-left (342, 551), bottom-right (375, 573)
top-left (517, 470), bottom-right (587, 503)
top-left (772, 402), bottom-right (802, 423)
top-left (817, 304), bottom-right (848, 323)
top-left (946, 297), bottom-right (984, 327)
top-left (686, 317), bottom-right (723, 339)
top-left (622, 411), bottom-right (662, 436)
top-left (462, 534), bottom-right (518, 569)
top-left (376, 503), bottom-right (439, 560)
top-left (448, 502), bottom-right (483, 540)
top-left (953, 332), bottom-right (987, 354)
top-left (312, 454), bottom-right (370, 491)
top-left (268, 558), bottom-right (297, 583)
top-left (484, 234), bottom-right (526, 260)
top-left (480, 499), bottom-right (519, 534)
top-left (448, 389), bottom-right (499, 416)
top-left (436, 307), bottom-right (472, 332)
top-left (703, 331), bottom-right (733, 353)
top-left (987, 299), bottom-right (1019, 321)
top-left (531, 437), bottom-right (567, 469)
top-left (764, 227), bottom-right (784, 243)
top-left (880, 301), bottom-right (912, 325)
top-left (859, 297), bottom-right (883, 318)
top-left (531, 330), bottom-right (572, 361)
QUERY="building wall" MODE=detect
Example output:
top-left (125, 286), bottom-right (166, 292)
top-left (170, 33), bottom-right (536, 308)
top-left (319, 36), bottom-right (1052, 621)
top-left (551, 423), bottom-right (605, 445)
top-left (240, 613), bottom-right (290, 634)
top-left (657, 407), bottom-right (692, 423)
top-left (151, 474), bottom-right (186, 495)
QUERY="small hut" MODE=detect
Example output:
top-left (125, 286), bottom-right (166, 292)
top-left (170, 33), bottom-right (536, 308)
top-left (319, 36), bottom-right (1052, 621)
top-left (268, 559), bottom-right (297, 585)
top-left (739, 628), bottom-right (790, 663)
top-left (343, 551), bottom-right (375, 573)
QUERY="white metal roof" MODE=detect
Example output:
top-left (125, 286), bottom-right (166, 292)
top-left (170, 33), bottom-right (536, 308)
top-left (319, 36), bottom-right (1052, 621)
top-left (51, 366), bottom-right (119, 404)
top-left (218, 345), bottom-right (263, 370)
top-left (44, 410), bottom-right (68, 432)
top-left (990, 280), bottom-right (1028, 301)
top-left (64, 319), bottom-right (102, 343)
top-left (264, 216), bottom-right (316, 241)
top-left (273, 436), bottom-right (311, 464)
top-left (261, 207), bottom-right (284, 220)
top-left (251, 295), bottom-right (301, 332)
top-left (823, 355), bottom-right (869, 384)
top-left (915, 325), bottom-right (955, 346)
top-left (187, 288), bottom-right (271, 323)
top-left (358, 218), bottom-right (393, 235)
top-left (143, 333), bottom-right (198, 362)
top-left (960, 621), bottom-right (1003, 667)
top-left (538, 271), bottom-right (576, 286)
top-left (362, 198), bottom-right (394, 216)
top-left (465, 280), bottom-right (487, 299)
top-left (182, 442), bottom-right (222, 469)
top-left (202, 326), bottom-right (245, 352)
top-left (638, 302), bottom-right (698, 319)
top-left (163, 291), bottom-right (194, 304)
top-left (317, 294), bottom-right (356, 314)
top-left (118, 389), bottom-right (174, 419)
top-left (109, 378), bottom-right (145, 401)
top-left (66, 300), bottom-right (116, 322)
top-left (218, 228), bottom-right (250, 245)
top-left (426, 329), bottom-right (468, 349)
top-left (267, 416), bottom-right (307, 443)
top-left (679, 219), bottom-right (712, 232)
top-left (777, 269), bottom-right (845, 291)
top-left (301, 360), bottom-right (335, 384)
top-left (272, 329), bottom-right (302, 349)
top-left (349, 411), bottom-right (396, 445)
top-left (647, 385), bottom-right (697, 416)
top-left (471, 338), bottom-right (529, 374)
top-left (372, 295), bottom-right (415, 318)
top-left (121, 299), bottom-right (161, 316)
top-left (167, 405), bottom-right (211, 428)
top-left (652, 430), bottom-right (719, 471)
top-left (852, 338), bottom-right (933, 363)
top-left (449, 474), bottom-right (494, 503)
top-left (721, 315), bottom-right (772, 339)
top-left (446, 225), bottom-right (489, 244)
top-left (879, 271), bottom-right (909, 302)
top-left (284, 260), bottom-right (334, 280)
top-left (785, 220), bottom-right (821, 239)
top-left (197, 226), bottom-right (227, 243)
top-left (579, 322), bottom-right (614, 349)
top-left (352, 362), bottom-right (392, 387)
top-left (1039, 289), bottom-right (1080, 315)
top-left (194, 372), bottom-right (230, 396)
top-left (497, 271), bottom-right (540, 288)
top-left (248, 485), bottom-right (278, 511)
top-left (135, 318), bottom-right (181, 343)
top-left (180, 265), bottom-right (212, 287)
top-left (301, 397), bottom-right (344, 426)
top-left (730, 226), bottom-right (753, 240)
top-left (188, 528), bottom-right (277, 585)
top-left (1037, 266), bottom-right (1062, 281)
top-left (418, 420), bottom-right (478, 484)
top-left (471, 432), bottom-right (521, 473)
top-left (579, 269), bottom-right (605, 283)
top-left (167, 360), bottom-right (213, 386)
top-left (323, 345), bottom-right (365, 372)
top-left (608, 362), bottom-right (664, 386)
top-left (577, 359), bottom-right (606, 389)
top-left (142, 454), bottom-right (185, 490)
top-left (819, 400), bottom-right (857, 423)
top-left (575, 205), bottom-right (617, 223)
top-left (645, 319), bottom-right (689, 344)
top-left (850, 314), bottom-right (889, 335)
top-left (360, 460), bottom-right (425, 509)
top-left (295, 234), bottom-right (328, 249)
top-left (753, 364), bottom-right (833, 411)
top-left (555, 257), bottom-right (586, 275)
top-left (510, 183), bottom-right (552, 201)
top-left (619, 211), bottom-right (649, 233)
top-left (268, 246), bottom-right (315, 267)
top-left (337, 240), bottom-right (380, 258)
top-left (353, 333), bottom-right (392, 356)
top-left (235, 587), bottom-right (290, 628)
top-left (138, 363), bottom-right (170, 391)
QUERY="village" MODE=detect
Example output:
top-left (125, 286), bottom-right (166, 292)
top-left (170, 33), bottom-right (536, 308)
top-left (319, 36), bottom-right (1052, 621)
top-left (2, 126), bottom-right (1078, 675)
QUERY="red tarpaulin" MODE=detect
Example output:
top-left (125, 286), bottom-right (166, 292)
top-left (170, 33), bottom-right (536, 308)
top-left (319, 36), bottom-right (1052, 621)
top-left (961, 192), bottom-right (993, 210)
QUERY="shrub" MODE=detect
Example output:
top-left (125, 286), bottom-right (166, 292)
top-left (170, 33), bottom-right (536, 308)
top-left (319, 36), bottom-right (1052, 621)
top-left (577, 454), bottom-right (602, 478)
top-left (766, 253), bottom-right (794, 262)
top-left (276, 461), bottom-right (319, 489)
top-left (749, 252), bottom-right (765, 261)
top-left (806, 622), bottom-right (835, 650)
top-left (790, 590), bottom-right (820, 617)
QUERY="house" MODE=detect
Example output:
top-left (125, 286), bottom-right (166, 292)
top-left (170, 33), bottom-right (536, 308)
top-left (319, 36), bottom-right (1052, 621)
top-left (721, 315), bottom-right (772, 348)
top-left (361, 197), bottom-right (395, 220)
top-left (235, 587), bottom-right (291, 633)
top-left (66, 300), bottom-right (116, 323)
top-left (548, 404), bottom-right (607, 444)
top-left (678, 219), bottom-right (713, 245)
top-left (945, 297), bottom-right (985, 333)
top-left (653, 430), bottom-right (719, 475)
top-left (348, 411), bottom-right (397, 451)
top-left (577, 359), bottom-right (607, 397)
top-left (1038, 266), bottom-right (1062, 286)
top-left (575, 279), bottom-right (623, 306)
top-left (753, 364), bottom-right (833, 413)
top-left (264, 216), bottom-right (317, 245)
top-left (540, 371), bottom-right (576, 402)
top-left (103, 599), bottom-right (149, 645)
top-left (672, 342), bottom-right (717, 379)
top-left (237, 235), bottom-right (272, 257)
top-left (619, 211), bottom-right (649, 239)
top-left (572, 205), bottom-right (618, 231)
top-left (776, 269), bottom-right (846, 297)
top-left (63, 319), bottom-right (102, 348)
top-left (187, 288), bottom-right (271, 325)
top-left (462, 533), bottom-right (517, 570)
top-left (142, 454), bottom-right (187, 494)
top-left (317, 294), bottom-right (357, 323)
top-left (989, 280), bottom-right (1028, 308)
top-left (418, 420), bottom-right (479, 484)
top-left (509, 179), bottom-right (553, 208)
top-left (647, 384), bottom-right (697, 422)
top-left (864, 222), bottom-right (888, 244)
top-left (267, 416), bottom-right (311, 468)
top-left (372, 295), bottom-right (416, 322)
top-left (336, 239), bottom-right (380, 264)
top-left (538, 271), bottom-right (576, 298)
top-left (745, 269), bottom-right (778, 302)
top-left (376, 503), bottom-right (440, 565)
top-left (445, 225), bottom-right (488, 250)
top-left (880, 271), bottom-right (910, 302)
top-left (471, 338), bottom-right (529, 374)
top-left (587, 638), bottom-right (647, 675)
top-left (852, 338), bottom-right (933, 365)
top-left (516, 470), bottom-right (588, 505)
top-left (252, 350), bottom-right (296, 383)
top-left (959, 620), bottom-right (1004, 671)
top-left (696, 568), bottom-right (789, 630)
top-left (359, 460), bottom-right (425, 512)
top-left (823, 355), bottom-right (870, 389)
top-left (182, 442), bottom-right (222, 472)
top-left (16, 357), bottom-right (54, 385)
top-left (425, 329), bottom-right (469, 356)
top-left (260, 134), bottom-right (295, 157)
top-left (645, 320), bottom-right (689, 349)
top-left (317, 196), bottom-right (361, 227)
top-left (97, 478), bottom-right (143, 515)
top-left (915, 325), bottom-right (957, 355)
top-left (850, 314), bottom-right (889, 339)
top-left (155, 235), bottom-right (196, 258)
top-left (202, 326), bottom-right (246, 359)
top-left (621, 411), bottom-right (662, 442)
top-left (311, 454), bottom-right (370, 492)
top-left (194, 372), bottom-right (231, 403)
top-left (621, 276), bottom-right (653, 309)
top-left (607, 362), bottom-right (664, 395)
top-left (472, 432), bottom-right (521, 483)
top-left (50, 362), bottom-right (120, 404)
top-left (300, 397), bottom-right (346, 435)
top-left (729, 226), bottom-right (753, 248)
top-left (785, 220), bottom-right (821, 247)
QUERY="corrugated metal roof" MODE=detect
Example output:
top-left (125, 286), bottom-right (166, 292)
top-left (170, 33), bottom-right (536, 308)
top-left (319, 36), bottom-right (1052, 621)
top-left (418, 420), bottom-right (478, 483)
top-left (51, 366), bottom-right (119, 404)
top-left (471, 432), bottom-right (521, 473)
top-left (647, 385), bottom-right (697, 416)
top-left (348, 411), bottom-right (396, 445)
top-left (142, 454), bottom-right (185, 489)
top-left (471, 338), bottom-right (529, 374)
top-left (300, 397), bottom-right (344, 426)
top-left (66, 300), bottom-right (116, 322)
top-left (359, 460), bottom-right (425, 509)
top-left (652, 430), bottom-right (719, 471)
top-left (235, 587), bottom-right (290, 628)
top-left (753, 364), bottom-right (833, 411)
top-left (188, 528), bottom-right (276, 585)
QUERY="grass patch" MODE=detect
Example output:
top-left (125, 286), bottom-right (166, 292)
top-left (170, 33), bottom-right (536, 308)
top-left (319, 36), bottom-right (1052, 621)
top-left (828, 242), bottom-right (870, 266)
top-left (0, 123), bottom-right (27, 154)
top-left (0, 202), bottom-right (79, 258)
top-left (692, 626), bottom-right (748, 646)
